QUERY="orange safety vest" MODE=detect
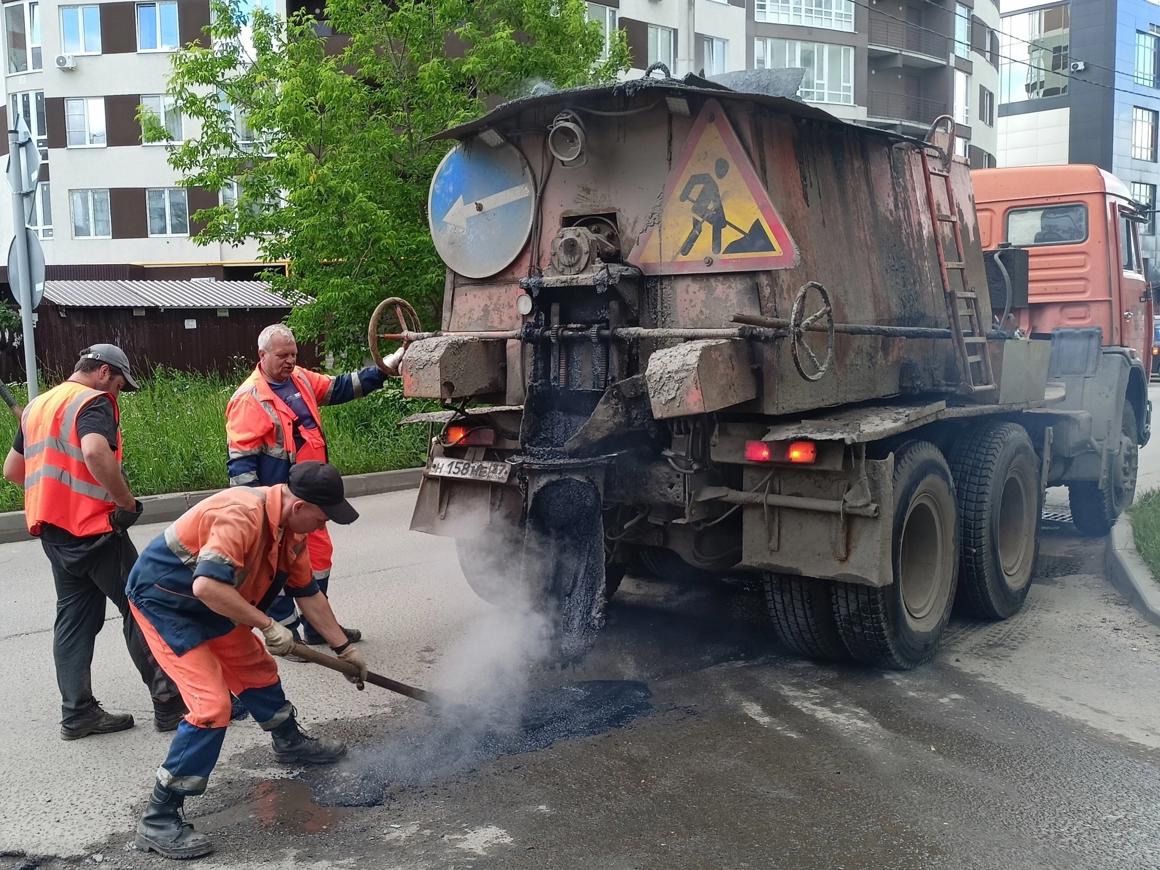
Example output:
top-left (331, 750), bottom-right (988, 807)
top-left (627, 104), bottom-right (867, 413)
top-left (21, 381), bottom-right (122, 537)
top-left (225, 366), bottom-right (333, 485)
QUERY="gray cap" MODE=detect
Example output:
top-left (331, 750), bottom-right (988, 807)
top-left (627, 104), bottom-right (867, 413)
top-left (79, 344), bottom-right (140, 391)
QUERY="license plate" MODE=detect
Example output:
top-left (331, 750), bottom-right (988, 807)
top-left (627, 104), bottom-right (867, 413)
top-left (428, 455), bottom-right (511, 483)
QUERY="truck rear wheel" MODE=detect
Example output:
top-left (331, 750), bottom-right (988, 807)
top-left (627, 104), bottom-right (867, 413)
top-left (764, 575), bottom-right (848, 661)
top-left (949, 422), bottom-right (1040, 620)
top-left (832, 441), bottom-right (958, 670)
top-left (1069, 403), bottom-right (1139, 537)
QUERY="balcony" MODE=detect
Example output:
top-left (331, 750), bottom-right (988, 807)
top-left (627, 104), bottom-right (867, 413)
top-left (866, 92), bottom-right (949, 128)
top-left (868, 17), bottom-right (949, 69)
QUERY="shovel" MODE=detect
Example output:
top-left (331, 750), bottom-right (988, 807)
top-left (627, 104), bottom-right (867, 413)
top-left (289, 642), bottom-right (438, 705)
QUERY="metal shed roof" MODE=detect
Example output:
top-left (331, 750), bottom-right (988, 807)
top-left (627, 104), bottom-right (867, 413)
top-left (43, 280), bottom-right (298, 309)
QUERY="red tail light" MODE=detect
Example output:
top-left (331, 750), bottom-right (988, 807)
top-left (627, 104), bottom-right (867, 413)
top-left (445, 424), bottom-right (496, 447)
top-left (786, 440), bottom-right (817, 464)
top-left (744, 440), bottom-right (773, 462)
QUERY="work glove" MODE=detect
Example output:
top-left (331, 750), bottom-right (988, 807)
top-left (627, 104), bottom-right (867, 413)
top-left (383, 346), bottom-right (406, 376)
top-left (261, 620), bottom-right (297, 657)
top-left (334, 643), bottom-right (368, 690)
top-left (110, 499), bottom-right (144, 533)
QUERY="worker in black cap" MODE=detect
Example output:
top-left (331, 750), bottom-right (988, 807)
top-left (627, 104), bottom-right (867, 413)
top-left (2, 344), bottom-right (186, 739)
top-left (126, 461), bottom-right (369, 860)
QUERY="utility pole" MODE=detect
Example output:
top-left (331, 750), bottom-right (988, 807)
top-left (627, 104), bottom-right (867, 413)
top-left (7, 116), bottom-right (38, 400)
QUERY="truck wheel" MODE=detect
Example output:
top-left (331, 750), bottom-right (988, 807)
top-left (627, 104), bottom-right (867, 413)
top-left (949, 422), bottom-right (1040, 619)
top-left (455, 533), bottom-right (528, 607)
top-left (1069, 403), bottom-right (1139, 537)
top-left (764, 574), bottom-right (849, 661)
top-left (832, 441), bottom-right (958, 670)
top-left (639, 548), bottom-right (713, 583)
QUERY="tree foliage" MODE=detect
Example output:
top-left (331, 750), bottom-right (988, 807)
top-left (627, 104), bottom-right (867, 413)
top-left (156, 0), bottom-right (628, 366)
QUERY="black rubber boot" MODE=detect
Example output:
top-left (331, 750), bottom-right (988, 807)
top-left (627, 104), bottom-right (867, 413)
top-left (153, 697), bottom-right (188, 733)
top-left (61, 701), bottom-right (134, 741)
top-left (271, 717), bottom-right (347, 765)
top-left (134, 781), bottom-right (213, 860)
top-left (302, 626), bottom-right (362, 646)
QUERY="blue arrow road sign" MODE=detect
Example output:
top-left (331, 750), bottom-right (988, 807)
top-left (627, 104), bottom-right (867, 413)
top-left (428, 138), bottom-right (536, 279)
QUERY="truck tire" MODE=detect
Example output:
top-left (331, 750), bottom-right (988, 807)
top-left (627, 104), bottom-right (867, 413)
top-left (764, 574), bottom-right (849, 661)
top-left (949, 422), bottom-right (1040, 620)
top-left (1069, 403), bottom-right (1139, 537)
top-left (832, 441), bottom-right (959, 670)
top-left (455, 534), bottom-right (528, 607)
top-left (639, 548), bottom-right (714, 583)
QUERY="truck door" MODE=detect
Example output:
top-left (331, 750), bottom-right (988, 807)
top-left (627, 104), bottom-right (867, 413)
top-left (1115, 203), bottom-right (1149, 356)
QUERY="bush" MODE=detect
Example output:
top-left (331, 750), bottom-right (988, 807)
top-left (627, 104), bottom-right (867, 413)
top-left (0, 368), bottom-right (430, 513)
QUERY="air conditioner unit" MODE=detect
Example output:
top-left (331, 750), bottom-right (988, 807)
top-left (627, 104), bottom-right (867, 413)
top-left (1069, 60), bottom-right (1086, 73)
top-left (54, 54), bottom-right (76, 70)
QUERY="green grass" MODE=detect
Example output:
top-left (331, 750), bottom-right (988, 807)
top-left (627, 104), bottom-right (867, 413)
top-left (0, 368), bottom-right (432, 513)
top-left (1129, 489), bottom-right (1160, 582)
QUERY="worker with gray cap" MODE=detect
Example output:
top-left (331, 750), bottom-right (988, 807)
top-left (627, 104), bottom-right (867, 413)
top-left (2, 344), bottom-right (186, 739)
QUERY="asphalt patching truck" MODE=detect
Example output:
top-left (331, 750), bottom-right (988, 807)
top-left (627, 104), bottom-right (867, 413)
top-left (370, 72), bottom-right (1150, 669)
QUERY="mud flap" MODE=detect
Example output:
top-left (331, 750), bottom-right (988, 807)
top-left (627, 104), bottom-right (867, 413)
top-left (523, 475), bottom-right (607, 661)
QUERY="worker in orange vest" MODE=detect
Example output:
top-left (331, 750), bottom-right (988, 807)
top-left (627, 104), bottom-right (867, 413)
top-left (127, 461), bottom-right (369, 860)
top-left (2, 345), bottom-right (186, 739)
top-left (225, 324), bottom-right (404, 653)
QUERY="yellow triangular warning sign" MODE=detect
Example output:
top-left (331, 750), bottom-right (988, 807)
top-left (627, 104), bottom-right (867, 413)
top-left (630, 99), bottom-right (798, 275)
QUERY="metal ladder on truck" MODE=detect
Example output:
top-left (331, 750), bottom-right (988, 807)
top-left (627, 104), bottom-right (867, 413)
top-left (920, 116), bottom-right (995, 396)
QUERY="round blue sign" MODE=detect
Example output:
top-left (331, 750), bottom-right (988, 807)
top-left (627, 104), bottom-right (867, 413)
top-left (428, 138), bottom-right (537, 279)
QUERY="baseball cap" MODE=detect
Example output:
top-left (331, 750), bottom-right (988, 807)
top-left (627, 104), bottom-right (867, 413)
top-left (80, 344), bottom-right (140, 391)
top-left (288, 461), bottom-right (359, 524)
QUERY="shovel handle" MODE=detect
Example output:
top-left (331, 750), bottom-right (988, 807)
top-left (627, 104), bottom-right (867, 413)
top-left (288, 642), bottom-right (436, 704)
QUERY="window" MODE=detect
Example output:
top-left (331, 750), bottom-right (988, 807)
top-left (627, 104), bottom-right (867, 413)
top-left (1122, 213), bottom-right (1143, 273)
top-left (1006, 203), bottom-right (1088, 247)
top-left (754, 0), bottom-right (854, 32)
top-left (954, 136), bottom-right (969, 158)
top-left (586, 2), bottom-right (617, 62)
top-left (1000, 7), bottom-right (1070, 102)
top-left (985, 29), bottom-right (998, 65)
top-left (1132, 181), bottom-right (1156, 236)
top-left (699, 35), bottom-right (727, 75)
top-left (147, 187), bottom-right (189, 236)
top-left (60, 4), bottom-right (100, 54)
top-left (26, 181), bottom-right (50, 239)
top-left (4, 0), bottom-right (41, 73)
top-left (954, 3), bottom-right (971, 59)
top-left (953, 70), bottom-right (969, 125)
top-left (1138, 29), bottom-right (1160, 89)
top-left (70, 188), bottom-right (110, 238)
top-left (9, 90), bottom-right (46, 159)
top-left (64, 97), bottom-right (105, 146)
top-left (141, 94), bottom-right (183, 142)
top-left (1133, 106), bottom-right (1158, 161)
top-left (136, 1), bottom-right (178, 52)
top-left (754, 38), bottom-right (853, 105)
top-left (978, 85), bottom-right (995, 126)
top-left (647, 24), bottom-right (676, 69)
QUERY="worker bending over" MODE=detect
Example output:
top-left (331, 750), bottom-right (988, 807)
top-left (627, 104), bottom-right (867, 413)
top-left (126, 462), bottom-right (370, 860)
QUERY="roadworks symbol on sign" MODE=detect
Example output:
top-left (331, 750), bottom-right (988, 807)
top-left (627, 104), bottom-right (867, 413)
top-left (631, 99), bottom-right (799, 274)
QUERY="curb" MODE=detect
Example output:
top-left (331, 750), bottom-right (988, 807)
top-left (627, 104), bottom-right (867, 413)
top-left (0, 467), bottom-right (422, 545)
top-left (1104, 514), bottom-right (1160, 628)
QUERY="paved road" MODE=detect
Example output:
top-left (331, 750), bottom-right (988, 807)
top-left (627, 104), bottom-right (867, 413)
top-left (2, 477), bottom-right (1160, 867)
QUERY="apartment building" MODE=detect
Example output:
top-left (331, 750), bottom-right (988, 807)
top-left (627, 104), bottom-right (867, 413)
top-left (997, 0), bottom-right (1160, 276)
top-left (0, 0), bottom-right (262, 282)
top-left (591, 0), bottom-right (1000, 166)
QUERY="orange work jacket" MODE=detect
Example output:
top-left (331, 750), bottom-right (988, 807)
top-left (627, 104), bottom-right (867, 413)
top-left (21, 380), bottom-right (121, 537)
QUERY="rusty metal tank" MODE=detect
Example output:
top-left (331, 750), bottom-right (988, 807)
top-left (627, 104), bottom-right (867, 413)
top-left (396, 72), bottom-right (995, 418)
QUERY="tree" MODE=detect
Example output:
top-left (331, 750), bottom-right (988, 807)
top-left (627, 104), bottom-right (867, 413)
top-left (150, 0), bottom-right (628, 366)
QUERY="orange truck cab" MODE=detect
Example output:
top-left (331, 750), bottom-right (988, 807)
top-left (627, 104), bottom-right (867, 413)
top-left (972, 164), bottom-right (1150, 524)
